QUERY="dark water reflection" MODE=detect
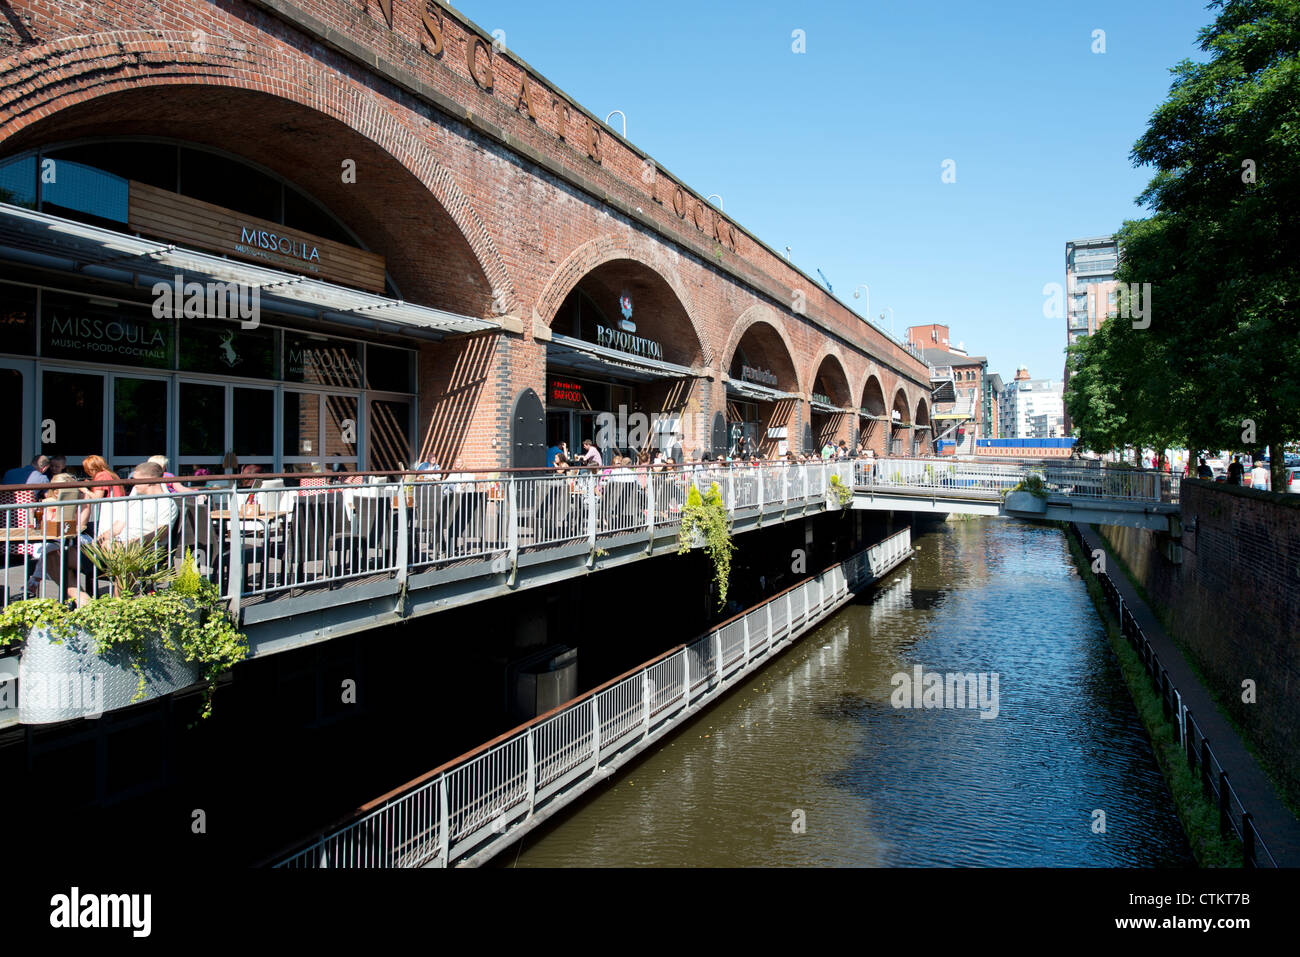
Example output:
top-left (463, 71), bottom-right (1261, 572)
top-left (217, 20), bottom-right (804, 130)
top-left (511, 519), bottom-right (1193, 867)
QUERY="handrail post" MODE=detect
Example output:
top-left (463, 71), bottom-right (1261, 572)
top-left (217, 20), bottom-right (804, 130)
top-left (591, 696), bottom-right (602, 766)
top-left (438, 776), bottom-right (450, 866)
top-left (1218, 770), bottom-right (1230, 835)
top-left (586, 475), bottom-right (597, 564)
top-left (767, 599), bottom-right (775, 646)
top-left (396, 483), bottom-right (409, 589)
top-left (1242, 812), bottom-right (1255, 868)
top-left (756, 464), bottom-right (764, 515)
top-left (228, 489), bottom-right (243, 619)
top-left (727, 467), bottom-right (735, 517)
top-left (714, 630), bottom-right (723, 685)
top-left (742, 614), bottom-right (751, 666)
top-left (683, 647), bottom-right (692, 708)
top-left (507, 474), bottom-right (519, 579)
top-left (645, 469), bottom-right (655, 552)
top-left (642, 673), bottom-right (652, 737)
top-left (525, 727), bottom-right (536, 814)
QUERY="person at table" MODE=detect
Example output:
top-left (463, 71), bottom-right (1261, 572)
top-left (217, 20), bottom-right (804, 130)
top-left (148, 454), bottom-right (180, 493)
top-left (3, 454), bottom-right (50, 487)
top-left (579, 438), bottom-right (602, 469)
top-left (22, 473), bottom-right (89, 598)
top-left (67, 462), bottom-right (177, 605)
top-left (80, 454), bottom-right (125, 499)
top-left (546, 441), bottom-right (569, 473)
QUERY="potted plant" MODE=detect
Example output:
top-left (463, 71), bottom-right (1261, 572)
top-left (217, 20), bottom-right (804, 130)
top-left (828, 473), bottom-right (854, 509)
top-left (1003, 474), bottom-right (1049, 513)
top-left (677, 482), bottom-right (736, 608)
top-left (2, 550), bottom-right (247, 722)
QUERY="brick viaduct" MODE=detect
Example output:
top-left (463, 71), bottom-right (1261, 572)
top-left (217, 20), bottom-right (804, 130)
top-left (0, 0), bottom-right (932, 469)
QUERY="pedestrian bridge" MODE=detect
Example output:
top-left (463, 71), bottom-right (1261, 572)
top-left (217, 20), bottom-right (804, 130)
top-left (851, 458), bottom-right (1181, 531)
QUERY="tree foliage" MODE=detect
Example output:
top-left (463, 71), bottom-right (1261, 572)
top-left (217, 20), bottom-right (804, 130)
top-left (1066, 0), bottom-right (1300, 483)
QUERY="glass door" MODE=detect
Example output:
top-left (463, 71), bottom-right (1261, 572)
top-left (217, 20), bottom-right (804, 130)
top-left (39, 368), bottom-right (106, 471)
top-left (177, 380), bottom-right (277, 476)
top-left (109, 373), bottom-right (170, 475)
top-left (0, 359), bottom-right (34, 471)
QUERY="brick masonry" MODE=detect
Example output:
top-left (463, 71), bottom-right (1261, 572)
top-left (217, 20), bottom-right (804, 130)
top-left (1100, 479), bottom-right (1300, 806)
top-left (0, 0), bottom-right (931, 468)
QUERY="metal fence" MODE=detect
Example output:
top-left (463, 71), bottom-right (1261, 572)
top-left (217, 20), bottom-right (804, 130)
top-left (1068, 522), bottom-right (1276, 868)
top-left (273, 526), bottom-right (914, 868)
top-left (1, 462), bottom-right (856, 616)
top-left (854, 458), bottom-right (1168, 503)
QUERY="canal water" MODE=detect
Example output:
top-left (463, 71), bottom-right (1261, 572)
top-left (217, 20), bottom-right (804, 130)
top-left (508, 518), bottom-right (1193, 867)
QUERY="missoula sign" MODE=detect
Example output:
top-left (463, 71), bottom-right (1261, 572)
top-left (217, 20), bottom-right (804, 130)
top-left (360, 0), bottom-right (740, 253)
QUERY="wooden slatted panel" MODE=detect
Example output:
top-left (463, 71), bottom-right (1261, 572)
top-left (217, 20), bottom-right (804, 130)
top-left (128, 181), bottom-right (386, 293)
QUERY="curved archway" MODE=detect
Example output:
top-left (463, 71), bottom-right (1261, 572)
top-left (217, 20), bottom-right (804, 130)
top-left (723, 314), bottom-right (802, 458)
top-left (914, 396), bottom-right (932, 455)
top-left (858, 374), bottom-right (888, 455)
top-left (540, 253), bottom-right (706, 461)
top-left (808, 352), bottom-right (853, 453)
top-left (890, 387), bottom-right (913, 456)
top-left (0, 34), bottom-right (515, 317)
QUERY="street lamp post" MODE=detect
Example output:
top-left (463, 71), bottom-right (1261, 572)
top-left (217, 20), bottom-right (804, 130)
top-left (707, 194), bottom-right (724, 212)
top-left (605, 110), bottom-right (626, 138)
top-left (880, 308), bottom-right (895, 341)
top-left (853, 284), bottom-right (869, 321)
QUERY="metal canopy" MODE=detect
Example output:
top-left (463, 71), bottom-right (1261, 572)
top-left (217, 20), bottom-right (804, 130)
top-left (726, 378), bottom-right (798, 403)
top-left (547, 332), bottom-right (699, 383)
top-left (0, 202), bottom-right (498, 341)
top-left (809, 399), bottom-right (852, 415)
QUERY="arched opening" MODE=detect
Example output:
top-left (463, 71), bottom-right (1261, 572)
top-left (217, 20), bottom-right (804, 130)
top-left (914, 397), bottom-right (932, 456)
top-left (890, 388), bottom-right (913, 456)
top-left (0, 86), bottom-right (504, 475)
top-left (808, 355), bottom-right (853, 455)
top-left (724, 320), bottom-right (800, 458)
top-left (858, 375), bottom-right (888, 455)
top-left (544, 259), bottom-right (704, 463)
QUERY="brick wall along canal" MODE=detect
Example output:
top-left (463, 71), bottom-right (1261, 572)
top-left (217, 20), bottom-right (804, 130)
top-left (505, 518), bottom-right (1193, 867)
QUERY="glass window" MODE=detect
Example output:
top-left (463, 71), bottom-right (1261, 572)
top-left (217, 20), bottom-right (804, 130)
top-left (179, 147), bottom-right (281, 223)
top-left (0, 284), bottom-right (37, 356)
top-left (233, 388), bottom-right (274, 458)
top-left (178, 320), bottom-right (277, 379)
top-left (0, 154), bottom-right (37, 209)
top-left (42, 371), bottom-right (104, 461)
top-left (179, 382), bottom-right (224, 457)
top-left (113, 377), bottom-right (168, 462)
top-left (323, 394), bottom-right (358, 460)
top-left (283, 186), bottom-right (353, 245)
top-left (284, 333), bottom-right (361, 388)
top-left (47, 142), bottom-right (177, 193)
top-left (41, 292), bottom-right (173, 370)
top-left (41, 159), bottom-right (129, 224)
top-left (368, 398), bottom-right (411, 471)
top-left (283, 391), bottom-right (320, 459)
top-left (365, 344), bottom-right (414, 393)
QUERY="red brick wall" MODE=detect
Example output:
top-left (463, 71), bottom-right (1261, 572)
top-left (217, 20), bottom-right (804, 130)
top-left (0, 0), bottom-right (931, 469)
top-left (1101, 480), bottom-right (1300, 806)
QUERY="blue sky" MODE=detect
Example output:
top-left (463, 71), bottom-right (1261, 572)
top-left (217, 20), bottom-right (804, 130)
top-left (453, 0), bottom-right (1213, 382)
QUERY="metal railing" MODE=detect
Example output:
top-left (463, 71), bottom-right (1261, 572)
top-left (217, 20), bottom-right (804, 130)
top-left (273, 526), bottom-right (913, 868)
top-left (0, 462), bottom-right (858, 617)
top-left (1068, 522), bottom-right (1276, 868)
top-left (854, 458), bottom-right (1169, 504)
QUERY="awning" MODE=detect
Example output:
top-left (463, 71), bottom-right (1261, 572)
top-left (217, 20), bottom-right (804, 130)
top-left (932, 411), bottom-right (972, 420)
top-left (809, 399), bottom-right (852, 415)
top-left (725, 378), bottom-right (798, 403)
top-left (547, 333), bottom-right (699, 383)
top-left (0, 202), bottom-right (497, 341)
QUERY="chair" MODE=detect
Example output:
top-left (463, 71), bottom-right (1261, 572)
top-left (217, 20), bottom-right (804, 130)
top-left (330, 491), bottom-right (392, 576)
top-left (290, 492), bottom-right (343, 584)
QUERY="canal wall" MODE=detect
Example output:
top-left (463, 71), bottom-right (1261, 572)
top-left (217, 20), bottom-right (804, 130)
top-left (1098, 479), bottom-right (1300, 807)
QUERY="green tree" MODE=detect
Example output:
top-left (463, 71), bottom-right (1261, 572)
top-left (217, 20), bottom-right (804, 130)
top-left (1067, 0), bottom-right (1300, 486)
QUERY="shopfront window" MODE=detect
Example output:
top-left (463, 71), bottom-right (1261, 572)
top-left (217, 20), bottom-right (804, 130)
top-left (0, 283), bottom-right (37, 356)
top-left (41, 370), bottom-right (104, 463)
top-left (365, 344), bottom-right (414, 394)
top-left (368, 398), bottom-right (412, 472)
top-left (41, 292), bottom-right (173, 370)
top-left (234, 387), bottom-right (275, 459)
top-left (179, 382), bottom-right (224, 458)
top-left (113, 377), bottom-right (169, 467)
top-left (179, 320), bottom-right (277, 380)
top-left (285, 333), bottom-right (361, 389)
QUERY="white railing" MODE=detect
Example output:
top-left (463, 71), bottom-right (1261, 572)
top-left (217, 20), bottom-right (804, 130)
top-left (853, 458), bottom-right (1165, 503)
top-left (273, 526), bottom-right (912, 868)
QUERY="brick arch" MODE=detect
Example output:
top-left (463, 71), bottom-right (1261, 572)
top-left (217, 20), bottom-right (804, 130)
top-left (719, 303), bottom-right (804, 395)
top-left (805, 343), bottom-right (853, 407)
top-left (856, 364), bottom-right (889, 412)
top-left (534, 235), bottom-right (710, 366)
top-left (0, 30), bottom-right (516, 315)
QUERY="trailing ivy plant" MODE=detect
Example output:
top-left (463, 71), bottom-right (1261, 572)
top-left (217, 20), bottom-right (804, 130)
top-left (0, 550), bottom-right (247, 719)
top-left (1003, 473), bottom-right (1049, 500)
top-left (677, 482), bottom-right (736, 609)
top-left (828, 473), bottom-right (854, 507)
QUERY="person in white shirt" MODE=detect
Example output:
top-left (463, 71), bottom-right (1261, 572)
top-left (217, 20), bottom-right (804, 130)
top-left (1250, 460), bottom-right (1270, 491)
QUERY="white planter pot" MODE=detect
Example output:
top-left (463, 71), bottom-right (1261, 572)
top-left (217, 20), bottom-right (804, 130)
top-left (18, 618), bottom-right (201, 723)
top-left (1004, 491), bottom-right (1048, 514)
